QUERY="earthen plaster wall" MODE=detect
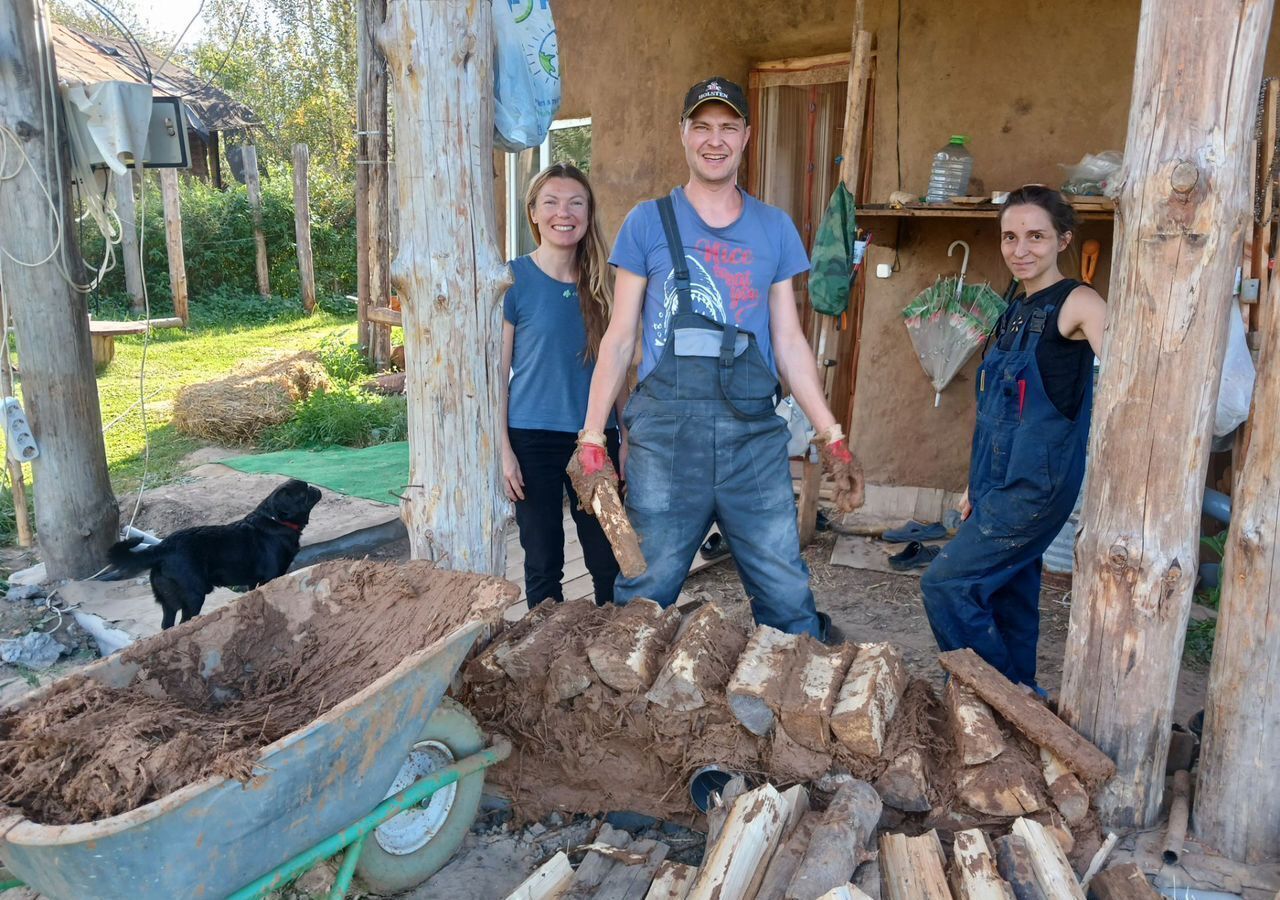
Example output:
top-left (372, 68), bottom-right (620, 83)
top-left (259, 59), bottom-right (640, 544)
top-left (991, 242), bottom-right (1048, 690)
top-left (547, 0), bottom-right (1280, 488)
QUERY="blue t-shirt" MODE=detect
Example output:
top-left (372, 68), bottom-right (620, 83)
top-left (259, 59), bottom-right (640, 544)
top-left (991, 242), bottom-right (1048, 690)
top-left (610, 187), bottom-right (810, 380)
top-left (503, 255), bottom-right (614, 432)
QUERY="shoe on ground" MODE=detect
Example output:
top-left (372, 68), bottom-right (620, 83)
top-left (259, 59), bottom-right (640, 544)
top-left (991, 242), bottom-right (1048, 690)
top-left (817, 611), bottom-right (846, 646)
top-left (699, 532), bottom-right (731, 561)
top-left (888, 540), bottom-right (941, 571)
top-left (882, 519), bottom-right (948, 543)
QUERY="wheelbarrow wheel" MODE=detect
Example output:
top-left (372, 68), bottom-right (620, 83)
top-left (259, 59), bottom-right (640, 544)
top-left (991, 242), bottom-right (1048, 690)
top-left (355, 697), bottom-right (486, 894)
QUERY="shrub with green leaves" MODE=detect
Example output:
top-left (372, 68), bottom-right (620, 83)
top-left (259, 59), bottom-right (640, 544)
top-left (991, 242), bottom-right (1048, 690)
top-left (261, 388), bottom-right (406, 451)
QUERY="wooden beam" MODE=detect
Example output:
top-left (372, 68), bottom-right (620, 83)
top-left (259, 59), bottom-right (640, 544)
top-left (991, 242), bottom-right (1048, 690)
top-left (1195, 188), bottom-right (1280, 861)
top-left (941, 649), bottom-right (1115, 784)
top-left (950, 830), bottom-right (1014, 900)
top-left (1010, 818), bottom-right (1085, 900)
top-left (878, 830), bottom-right (953, 900)
top-left (158, 169), bottom-right (189, 324)
top-left (831, 642), bottom-right (907, 757)
top-left (112, 170), bottom-right (144, 311)
top-left (797, 458), bottom-right (823, 545)
top-left (365, 305), bottom-right (403, 326)
top-left (1058, 0), bottom-right (1276, 828)
top-left (292, 144), bottom-right (316, 313)
top-left (785, 779), bottom-right (881, 900)
top-left (241, 144), bottom-right (270, 297)
top-left (376, 0), bottom-right (511, 574)
top-left (0, 0), bottom-right (119, 578)
top-left (357, 0), bottom-right (392, 365)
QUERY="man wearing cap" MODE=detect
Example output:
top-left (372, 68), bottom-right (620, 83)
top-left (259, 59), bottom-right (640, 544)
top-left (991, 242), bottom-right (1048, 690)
top-left (571, 77), bottom-right (863, 640)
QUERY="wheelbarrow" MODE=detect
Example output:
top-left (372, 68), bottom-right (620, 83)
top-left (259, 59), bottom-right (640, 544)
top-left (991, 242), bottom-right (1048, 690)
top-left (0, 565), bottom-right (511, 900)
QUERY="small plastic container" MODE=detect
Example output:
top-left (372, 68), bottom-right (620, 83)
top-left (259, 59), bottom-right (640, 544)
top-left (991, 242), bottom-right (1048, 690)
top-left (925, 135), bottom-right (974, 204)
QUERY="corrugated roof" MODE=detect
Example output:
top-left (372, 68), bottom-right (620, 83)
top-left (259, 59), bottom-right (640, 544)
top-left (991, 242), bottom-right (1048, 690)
top-left (51, 23), bottom-right (259, 131)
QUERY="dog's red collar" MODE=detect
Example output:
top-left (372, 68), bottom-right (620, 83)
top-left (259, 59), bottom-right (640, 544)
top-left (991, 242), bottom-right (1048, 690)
top-left (271, 517), bottom-right (303, 532)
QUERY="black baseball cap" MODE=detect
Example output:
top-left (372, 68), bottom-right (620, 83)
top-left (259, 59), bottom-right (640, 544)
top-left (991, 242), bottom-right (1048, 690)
top-left (682, 77), bottom-right (749, 122)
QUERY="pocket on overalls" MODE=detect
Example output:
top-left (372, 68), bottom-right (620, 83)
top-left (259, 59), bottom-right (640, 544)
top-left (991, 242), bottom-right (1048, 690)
top-left (746, 416), bottom-right (794, 510)
top-left (726, 338), bottom-right (779, 402)
top-left (623, 414), bottom-right (678, 512)
top-left (977, 442), bottom-right (1057, 540)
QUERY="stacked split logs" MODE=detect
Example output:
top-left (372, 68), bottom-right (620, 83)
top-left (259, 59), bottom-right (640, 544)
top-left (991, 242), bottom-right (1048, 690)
top-left (466, 601), bottom-right (1134, 898)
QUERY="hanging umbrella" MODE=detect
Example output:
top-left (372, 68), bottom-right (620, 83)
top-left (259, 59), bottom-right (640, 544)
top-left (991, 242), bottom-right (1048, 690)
top-left (902, 241), bottom-right (1007, 407)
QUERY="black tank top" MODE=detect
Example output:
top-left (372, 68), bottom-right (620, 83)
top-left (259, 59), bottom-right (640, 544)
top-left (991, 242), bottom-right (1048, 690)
top-left (989, 278), bottom-right (1094, 420)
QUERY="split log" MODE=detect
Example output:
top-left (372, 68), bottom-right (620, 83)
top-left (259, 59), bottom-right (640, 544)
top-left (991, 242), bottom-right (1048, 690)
top-left (1079, 832), bottom-right (1118, 891)
top-left (242, 144), bottom-right (270, 297)
top-left (727, 626), bottom-right (799, 735)
top-left (291, 143), bottom-right (316, 313)
top-left (688, 784), bottom-right (789, 900)
top-left (874, 747), bottom-right (932, 812)
top-left (547, 643), bottom-right (595, 702)
top-left (464, 602), bottom-right (558, 684)
top-left (786, 779), bottom-right (882, 900)
top-left (1040, 749), bottom-right (1089, 827)
top-left (878, 830), bottom-right (953, 900)
top-left (1029, 811), bottom-right (1073, 857)
top-left (645, 862), bottom-right (698, 900)
top-left (1010, 818), bottom-right (1084, 900)
top-left (940, 650), bottom-right (1115, 784)
top-left (746, 785), bottom-right (810, 899)
top-left (956, 760), bottom-right (1041, 817)
top-left (590, 480), bottom-right (647, 578)
top-left (950, 829), bottom-right (1014, 900)
top-left (587, 599), bottom-right (681, 692)
top-left (594, 837), bottom-right (670, 900)
top-left (647, 603), bottom-right (748, 711)
top-left (1161, 769), bottom-right (1190, 864)
top-left (704, 775), bottom-right (747, 850)
top-left (496, 600), bottom-right (588, 682)
top-left (817, 887), bottom-right (874, 900)
top-left (565, 824), bottom-right (633, 897)
top-left (831, 643), bottom-right (908, 757)
top-left (1086, 863), bottom-right (1159, 900)
top-left (781, 637), bottom-right (857, 750)
top-left (1058, 0), bottom-right (1275, 828)
top-left (993, 835), bottom-right (1046, 900)
top-left (756, 812), bottom-right (818, 900)
top-left (946, 678), bottom-right (1005, 765)
top-left (505, 851), bottom-right (574, 900)
top-left (771, 724), bottom-right (835, 782)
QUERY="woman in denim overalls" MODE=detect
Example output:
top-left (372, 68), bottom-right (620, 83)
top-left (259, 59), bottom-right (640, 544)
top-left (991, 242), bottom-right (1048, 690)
top-left (922, 186), bottom-right (1107, 695)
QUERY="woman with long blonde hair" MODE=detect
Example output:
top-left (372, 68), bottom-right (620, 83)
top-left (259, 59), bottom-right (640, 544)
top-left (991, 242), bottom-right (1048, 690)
top-left (500, 162), bottom-right (622, 607)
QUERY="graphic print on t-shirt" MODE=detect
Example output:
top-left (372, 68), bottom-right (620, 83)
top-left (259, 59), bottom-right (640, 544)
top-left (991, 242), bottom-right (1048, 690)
top-left (654, 239), bottom-right (762, 348)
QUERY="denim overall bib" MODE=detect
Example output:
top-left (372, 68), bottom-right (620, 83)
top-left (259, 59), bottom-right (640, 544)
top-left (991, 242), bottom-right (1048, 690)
top-left (921, 279), bottom-right (1092, 687)
top-left (614, 195), bottom-right (821, 636)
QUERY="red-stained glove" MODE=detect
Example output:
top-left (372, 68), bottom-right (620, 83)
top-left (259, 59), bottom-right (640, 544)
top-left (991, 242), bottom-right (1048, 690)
top-left (579, 441), bottom-right (608, 477)
top-left (566, 431), bottom-right (620, 514)
top-left (814, 425), bottom-right (865, 513)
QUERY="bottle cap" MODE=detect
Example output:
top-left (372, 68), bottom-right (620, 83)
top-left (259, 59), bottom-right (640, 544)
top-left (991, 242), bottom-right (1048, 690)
top-left (950, 135), bottom-right (968, 144)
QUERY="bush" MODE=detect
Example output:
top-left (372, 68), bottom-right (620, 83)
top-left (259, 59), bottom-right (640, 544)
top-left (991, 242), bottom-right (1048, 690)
top-left (81, 165), bottom-right (357, 308)
top-left (260, 388), bottom-right (407, 450)
top-left (317, 334), bottom-right (373, 385)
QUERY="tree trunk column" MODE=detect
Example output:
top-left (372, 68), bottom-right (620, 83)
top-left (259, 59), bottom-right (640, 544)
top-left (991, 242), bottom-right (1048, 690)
top-left (1059, 0), bottom-right (1275, 829)
top-left (1194, 223), bottom-right (1280, 863)
top-left (377, 0), bottom-right (511, 575)
top-left (0, 0), bottom-right (119, 578)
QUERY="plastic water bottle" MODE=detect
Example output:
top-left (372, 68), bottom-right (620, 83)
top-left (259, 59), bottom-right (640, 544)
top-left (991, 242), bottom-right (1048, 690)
top-left (925, 136), bottom-right (974, 204)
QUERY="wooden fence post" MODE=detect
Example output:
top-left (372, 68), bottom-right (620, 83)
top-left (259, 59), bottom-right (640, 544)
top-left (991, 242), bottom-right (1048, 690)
top-left (1194, 237), bottom-right (1280, 863)
top-left (158, 169), bottom-right (189, 324)
top-left (242, 144), bottom-right (270, 297)
top-left (113, 169), bottom-right (144, 311)
top-left (377, 0), bottom-right (511, 574)
top-left (1058, 0), bottom-right (1275, 828)
top-left (292, 144), bottom-right (316, 313)
top-left (0, 0), bottom-right (119, 578)
top-left (357, 0), bottom-right (391, 362)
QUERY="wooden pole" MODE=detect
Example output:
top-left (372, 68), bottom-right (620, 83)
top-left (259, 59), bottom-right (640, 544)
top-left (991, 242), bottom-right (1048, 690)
top-left (377, 0), bottom-right (511, 574)
top-left (158, 169), bottom-right (189, 325)
top-left (112, 170), bottom-right (144, 311)
top-left (0, 0), bottom-right (118, 578)
top-left (1058, 0), bottom-right (1275, 828)
top-left (1194, 201), bottom-right (1280, 864)
top-left (242, 144), bottom-right (270, 297)
top-left (357, 0), bottom-right (391, 363)
top-left (291, 144), bottom-right (316, 314)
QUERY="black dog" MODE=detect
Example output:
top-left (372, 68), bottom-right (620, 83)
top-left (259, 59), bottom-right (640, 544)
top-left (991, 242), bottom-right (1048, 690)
top-left (107, 479), bottom-right (323, 629)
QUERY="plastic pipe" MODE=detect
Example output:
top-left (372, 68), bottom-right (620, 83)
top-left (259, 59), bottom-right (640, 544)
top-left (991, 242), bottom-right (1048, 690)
top-left (1202, 488), bottom-right (1231, 525)
top-left (688, 765), bottom-right (737, 814)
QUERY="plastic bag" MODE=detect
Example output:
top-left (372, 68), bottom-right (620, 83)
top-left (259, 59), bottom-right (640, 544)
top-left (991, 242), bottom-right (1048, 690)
top-left (1214, 303), bottom-right (1256, 437)
top-left (776, 396), bottom-right (814, 458)
top-left (493, 0), bottom-right (562, 152)
top-left (1060, 150), bottom-right (1123, 197)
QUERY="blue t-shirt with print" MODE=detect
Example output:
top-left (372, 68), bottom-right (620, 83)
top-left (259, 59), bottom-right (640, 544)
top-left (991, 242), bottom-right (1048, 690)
top-left (609, 187), bottom-right (810, 380)
top-left (504, 254), bottom-right (614, 432)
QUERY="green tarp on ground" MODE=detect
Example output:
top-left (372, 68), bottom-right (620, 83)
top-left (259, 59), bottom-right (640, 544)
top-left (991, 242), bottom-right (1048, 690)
top-left (222, 442), bottom-right (410, 506)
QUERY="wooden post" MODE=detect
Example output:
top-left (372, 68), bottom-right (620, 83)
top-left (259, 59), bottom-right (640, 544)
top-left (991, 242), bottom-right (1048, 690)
top-left (377, 0), bottom-right (512, 574)
top-left (291, 144), bottom-right (316, 313)
top-left (112, 170), bottom-right (144, 311)
top-left (242, 144), bottom-right (270, 297)
top-left (158, 169), bottom-right (189, 324)
top-left (1194, 200), bottom-right (1280, 864)
top-left (0, 0), bottom-right (119, 578)
top-left (357, 0), bottom-right (391, 366)
top-left (1058, 0), bottom-right (1275, 828)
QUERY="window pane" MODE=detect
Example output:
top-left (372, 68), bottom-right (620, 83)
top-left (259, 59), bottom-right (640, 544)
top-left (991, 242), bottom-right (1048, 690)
top-left (550, 124), bottom-right (591, 174)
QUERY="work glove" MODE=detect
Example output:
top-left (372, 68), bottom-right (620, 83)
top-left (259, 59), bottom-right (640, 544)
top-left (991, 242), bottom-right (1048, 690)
top-left (814, 424), bottom-right (865, 513)
top-left (566, 430), bottom-right (620, 513)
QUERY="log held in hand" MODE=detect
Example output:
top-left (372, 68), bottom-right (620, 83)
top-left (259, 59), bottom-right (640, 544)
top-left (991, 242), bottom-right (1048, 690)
top-left (588, 480), bottom-right (647, 578)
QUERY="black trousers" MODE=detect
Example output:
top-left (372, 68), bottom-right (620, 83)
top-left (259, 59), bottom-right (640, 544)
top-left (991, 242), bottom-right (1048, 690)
top-left (509, 427), bottom-right (621, 607)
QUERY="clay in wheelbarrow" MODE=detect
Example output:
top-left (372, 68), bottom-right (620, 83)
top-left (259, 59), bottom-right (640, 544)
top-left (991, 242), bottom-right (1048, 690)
top-left (0, 559), bottom-right (516, 900)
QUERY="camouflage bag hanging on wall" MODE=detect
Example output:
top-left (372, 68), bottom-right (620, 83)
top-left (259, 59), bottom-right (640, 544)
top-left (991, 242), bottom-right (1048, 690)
top-left (808, 181), bottom-right (860, 317)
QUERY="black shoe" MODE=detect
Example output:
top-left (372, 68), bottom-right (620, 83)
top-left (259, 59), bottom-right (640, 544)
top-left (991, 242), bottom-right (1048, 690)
top-left (700, 532), bottom-right (731, 561)
top-left (888, 540), bottom-right (940, 571)
top-left (817, 612), bottom-right (846, 646)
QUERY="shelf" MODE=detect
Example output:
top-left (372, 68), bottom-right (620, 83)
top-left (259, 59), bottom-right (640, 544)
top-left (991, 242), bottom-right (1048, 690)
top-left (856, 202), bottom-right (1115, 222)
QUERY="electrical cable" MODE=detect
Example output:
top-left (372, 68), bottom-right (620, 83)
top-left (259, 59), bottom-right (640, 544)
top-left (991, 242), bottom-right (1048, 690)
top-left (179, 0), bottom-right (253, 100)
top-left (152, 0), bottom-right (208, 82)
top-left (82, 0), bottom-right (152, 83)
